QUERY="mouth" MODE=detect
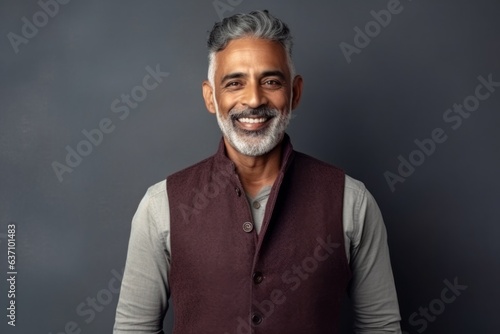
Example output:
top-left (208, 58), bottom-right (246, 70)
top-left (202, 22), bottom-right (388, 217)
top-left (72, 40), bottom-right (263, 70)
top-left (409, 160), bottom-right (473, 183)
top-left (235, 116), bottom-right (273, 131)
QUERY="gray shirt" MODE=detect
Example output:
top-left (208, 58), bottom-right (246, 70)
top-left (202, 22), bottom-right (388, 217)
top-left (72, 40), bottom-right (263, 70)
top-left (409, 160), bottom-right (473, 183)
top-left (113, 175), bottom-right (402, 333)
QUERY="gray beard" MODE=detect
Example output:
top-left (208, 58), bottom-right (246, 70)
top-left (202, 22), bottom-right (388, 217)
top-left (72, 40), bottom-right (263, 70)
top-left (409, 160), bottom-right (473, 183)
top-left (215, 104), bottom-right (291, 157)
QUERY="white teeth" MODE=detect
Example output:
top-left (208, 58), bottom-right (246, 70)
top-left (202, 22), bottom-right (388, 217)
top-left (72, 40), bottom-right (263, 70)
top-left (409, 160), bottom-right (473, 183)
top-left (238, 117), bottom-right (267, 124)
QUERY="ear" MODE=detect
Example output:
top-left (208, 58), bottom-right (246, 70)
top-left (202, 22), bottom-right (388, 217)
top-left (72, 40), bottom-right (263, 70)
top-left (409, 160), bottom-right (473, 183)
top-left (202, 80), bottom-right (216, 114)
top-left (291, 75), bottom-right (303, 110)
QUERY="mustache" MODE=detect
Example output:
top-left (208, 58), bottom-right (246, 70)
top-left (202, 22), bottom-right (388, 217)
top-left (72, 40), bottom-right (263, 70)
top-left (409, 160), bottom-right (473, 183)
top-left (229, 106), bottom-right (279, 120)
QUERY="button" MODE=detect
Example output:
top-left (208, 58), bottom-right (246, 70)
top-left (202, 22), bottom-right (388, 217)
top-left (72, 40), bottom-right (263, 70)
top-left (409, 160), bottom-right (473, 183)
top-left (252, 271), bottom-right (264, 284)
top-left (235, 188), bottom-right (241, 197)
top-left (251, 313), bottom-right (263, 325)
top-left (252, 201), bottom-right (261, 209)
top-left (242, 222), bottom-right (254, 233)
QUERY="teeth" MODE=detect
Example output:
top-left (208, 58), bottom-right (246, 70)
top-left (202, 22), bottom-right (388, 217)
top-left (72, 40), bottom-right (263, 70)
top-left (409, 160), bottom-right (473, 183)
top-left (238, 117), bottom-right (267, 124)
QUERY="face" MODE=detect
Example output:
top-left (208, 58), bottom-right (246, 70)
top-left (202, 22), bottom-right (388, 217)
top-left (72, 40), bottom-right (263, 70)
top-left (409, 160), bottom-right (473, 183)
top-left (203, 37), bottom-right (303, 157)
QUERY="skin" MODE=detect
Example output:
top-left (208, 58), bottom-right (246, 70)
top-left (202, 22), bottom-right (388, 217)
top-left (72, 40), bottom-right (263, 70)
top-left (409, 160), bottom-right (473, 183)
top-left (202, 37), bottom-right (303, 196)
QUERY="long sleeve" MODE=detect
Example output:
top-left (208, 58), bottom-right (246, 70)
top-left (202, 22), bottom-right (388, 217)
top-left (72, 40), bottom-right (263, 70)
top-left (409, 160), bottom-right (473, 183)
top-left (344, 176), bottom-right (402, 333)
top-left (113, 180), bottom-right (171, 334)
top-left (113, 177), bottom-right (401, 333)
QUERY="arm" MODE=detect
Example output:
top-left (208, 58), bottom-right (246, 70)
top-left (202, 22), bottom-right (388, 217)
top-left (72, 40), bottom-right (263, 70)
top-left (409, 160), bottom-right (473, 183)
top-left (344, 177), bottom-right (402, 333)
top-left (113, 180), bottom-right (171, 334)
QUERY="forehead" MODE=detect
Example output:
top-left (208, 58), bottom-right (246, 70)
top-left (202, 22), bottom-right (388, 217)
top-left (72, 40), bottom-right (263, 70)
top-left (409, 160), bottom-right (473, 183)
top-left (213, 37), bottom-right (289, 78)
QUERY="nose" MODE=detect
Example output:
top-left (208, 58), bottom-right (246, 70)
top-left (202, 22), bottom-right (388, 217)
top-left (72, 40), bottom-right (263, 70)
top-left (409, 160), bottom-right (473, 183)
top-left (241, 82), bottom-right (268, 109)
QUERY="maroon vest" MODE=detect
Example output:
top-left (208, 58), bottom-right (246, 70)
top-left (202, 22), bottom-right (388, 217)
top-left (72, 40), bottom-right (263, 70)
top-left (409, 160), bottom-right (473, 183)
top-left (167, 135), bottom-right (351, 334)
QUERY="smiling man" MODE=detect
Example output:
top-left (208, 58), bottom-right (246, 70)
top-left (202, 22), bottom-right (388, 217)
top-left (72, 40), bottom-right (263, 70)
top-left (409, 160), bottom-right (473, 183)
top-left (114, 10), bottom-right (402, 334)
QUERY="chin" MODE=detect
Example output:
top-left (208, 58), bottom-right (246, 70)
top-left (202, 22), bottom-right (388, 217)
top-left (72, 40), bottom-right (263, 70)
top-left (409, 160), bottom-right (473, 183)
top-left (228, 132), bottom-right (284, 157)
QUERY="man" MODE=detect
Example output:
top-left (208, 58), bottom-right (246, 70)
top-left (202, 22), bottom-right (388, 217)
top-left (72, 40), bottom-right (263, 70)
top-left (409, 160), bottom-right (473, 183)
top-left (114, 10), bottom-right (402, 334)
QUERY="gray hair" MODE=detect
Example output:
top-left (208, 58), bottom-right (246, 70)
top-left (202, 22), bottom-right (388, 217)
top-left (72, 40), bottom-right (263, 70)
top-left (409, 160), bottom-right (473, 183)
top-left (207, 10), bottom-right (295, 86)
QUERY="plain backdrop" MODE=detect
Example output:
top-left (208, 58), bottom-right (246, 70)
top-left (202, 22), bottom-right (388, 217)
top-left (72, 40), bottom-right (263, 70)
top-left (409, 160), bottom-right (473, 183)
top-left (1, 0), bottom-right (499, 333)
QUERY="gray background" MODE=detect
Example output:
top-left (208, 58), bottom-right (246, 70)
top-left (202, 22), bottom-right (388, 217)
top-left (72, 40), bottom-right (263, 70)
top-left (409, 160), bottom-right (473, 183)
top-left (1, 0), bottom-right (499, 333)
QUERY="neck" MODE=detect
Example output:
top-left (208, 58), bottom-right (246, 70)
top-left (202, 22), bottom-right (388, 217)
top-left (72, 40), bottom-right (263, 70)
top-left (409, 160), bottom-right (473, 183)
top-left (224, 138), bottom-right (283, 197)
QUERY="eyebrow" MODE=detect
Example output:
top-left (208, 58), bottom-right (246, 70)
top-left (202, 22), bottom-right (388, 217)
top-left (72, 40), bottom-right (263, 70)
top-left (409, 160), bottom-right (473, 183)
top-left (262, 70), bottom-right (287, 81)
top-left (220, 70), bottom-right (287, 85)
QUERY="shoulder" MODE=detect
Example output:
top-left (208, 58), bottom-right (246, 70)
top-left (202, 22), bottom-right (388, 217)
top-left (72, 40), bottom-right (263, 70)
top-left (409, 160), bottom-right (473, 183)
top-left (132, 179), bottom-right (170, 237)
top-left (343, 174), bottom-right (379, 215)
top-left (145, 179), bottom-right (167, 198)
top-left (291, 151), bottom-right (345, 188)
top-left (343, 174), bottom-right (368, 221)
top-left (144, 179), bottom-right (167, 201)
top-left (138, 179), bottom-right (168, 220)
top-left (292, 150), bottom-right (368, 196)
top-left (293, 151), bottom-right (344, 174)
top-left (344, 174), bottom-right (367, 199)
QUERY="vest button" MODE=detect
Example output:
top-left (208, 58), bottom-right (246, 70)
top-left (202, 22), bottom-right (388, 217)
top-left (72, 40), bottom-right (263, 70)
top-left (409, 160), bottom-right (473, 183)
top-left (251, 313), bottom-right (263, 325)
top-left (252, 271), bottom-right (264, 284)
top-left (242, 222), bottom-right (254, 233)
top-left (235, 187), bottom-right (241, 197)
top-left (252, 201), bottom-right (261, 209)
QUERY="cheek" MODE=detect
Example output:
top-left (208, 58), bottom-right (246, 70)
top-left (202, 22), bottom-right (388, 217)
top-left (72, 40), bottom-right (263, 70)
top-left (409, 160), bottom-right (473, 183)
top-left (216, 93), bottom-right (243, 113)
top-left (270, 92), bottom-right (291, 111)
top-left (216, 99), bottom-right (232, 114)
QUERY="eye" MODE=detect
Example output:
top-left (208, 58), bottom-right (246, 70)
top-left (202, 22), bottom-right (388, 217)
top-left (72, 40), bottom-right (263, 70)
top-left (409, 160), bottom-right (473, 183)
top-left (225, 81), bottom-right (243, 89)
top-left (263, 79), bottom-right (283, 88)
